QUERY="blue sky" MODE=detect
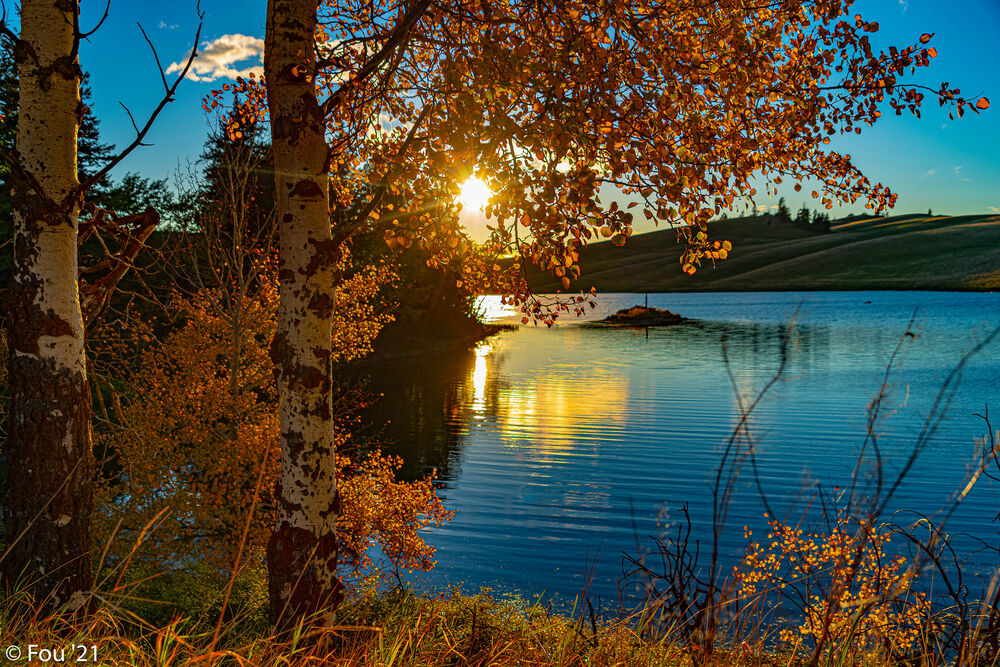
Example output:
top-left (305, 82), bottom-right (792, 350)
top-left (75, 0), bottom-right (998, 217)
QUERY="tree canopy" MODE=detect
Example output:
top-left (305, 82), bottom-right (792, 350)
top-left (210, 0), bottom-right (986, 325)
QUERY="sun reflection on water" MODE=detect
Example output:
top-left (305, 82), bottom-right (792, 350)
top-left (496, 377), bottom-right (629, 459)
top-left (473, 295), bottom-right (520, 323)
top-left (471, 342), bottom-right (490, 413)
top-left (463, 331), bottom-right (631, 461)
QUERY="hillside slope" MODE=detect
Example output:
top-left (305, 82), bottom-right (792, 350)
top-left (524, 214), bottom-right (1000, 292)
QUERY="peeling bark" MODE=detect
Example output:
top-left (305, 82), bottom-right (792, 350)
top-left (2, 0), bottom-right (94, 610)
top-left (264, 0), bottom-right (344, 626)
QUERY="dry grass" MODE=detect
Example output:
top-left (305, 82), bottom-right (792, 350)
top-left (3, 564), bottom-right (1000, 667)
top-left (0, 579), bottom-right (687, 666)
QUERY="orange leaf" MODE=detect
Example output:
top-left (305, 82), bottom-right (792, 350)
top-left (976, 97), bottom-right (990, 110)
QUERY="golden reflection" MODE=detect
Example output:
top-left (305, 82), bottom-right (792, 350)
top-left (463, 339), bottom-right (629, 460)
top-left (473, 295), bottom-right (520, 324)
top-left (471, 342), bottom-right (490, 412)
top-left (498, 378), bottom-right (629, 457)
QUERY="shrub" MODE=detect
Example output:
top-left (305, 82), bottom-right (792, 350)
top-left (738, 506), bottom-right (932, 661)
top-left (96, 266), bottom-right (453, 592)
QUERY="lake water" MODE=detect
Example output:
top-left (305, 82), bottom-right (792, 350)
top-left (364, 291), bottom-right (1000, 608)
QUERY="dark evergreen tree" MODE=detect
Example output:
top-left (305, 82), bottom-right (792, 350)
top-left (77, 75), bottom-right (116, 196)
top-left (0, 51), bottom-right (178, 287)
top-left (775, 197), bottom-right (792, 225)
top-left (795, 204), bottom-right (811, 226)
top-left (98, 173), bottom-right (174, 217)
top-left (811, 210), bottom-right (832, 232)
top-left (196, 116), bottom-right (275, 243)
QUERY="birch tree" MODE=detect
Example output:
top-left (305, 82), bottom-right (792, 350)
top-left (264, 0), bottom-right (345, 625)
top-left (1, 1), bottom-right (198, 608)
top-left (2, 0), bottom-right (92, 609)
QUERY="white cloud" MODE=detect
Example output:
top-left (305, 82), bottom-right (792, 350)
top-left (953, 165), bottom-right (971, 182)
top-left (158, 20), bottom-right (179, 30)
top-left (166, 33), bottom-right (263, 82)
top-left (924, 169), bottom-right (937, 178)
top-left (988, 206), bottom-right (1000, 214)
top-left (898, 0), bottom-right (908, 13)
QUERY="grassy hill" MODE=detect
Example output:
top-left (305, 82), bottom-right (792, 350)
top-left (524, 213), bottom-right (1000, 292)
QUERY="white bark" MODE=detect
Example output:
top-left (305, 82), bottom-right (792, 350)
top-left (264, 0), bottom-right (343, 625)
top-left (3, 0), bottom-right (94, 609)
top-left (18, 0), bottom-right (85, 377)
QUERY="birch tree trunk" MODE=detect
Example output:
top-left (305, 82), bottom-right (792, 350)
top-left (264, 0), bottom-right (344, 626)
top-left (2, 0), bottom-right (93, 609)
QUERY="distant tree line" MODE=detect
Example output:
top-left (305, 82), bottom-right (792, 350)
top-left (771, 197), bottom-right (833, 232)
top-left (716, 197), bottom-right (833, 232)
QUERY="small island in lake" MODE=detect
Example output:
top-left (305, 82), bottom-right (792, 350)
top-left (599, 305), bottom-right (688, 326)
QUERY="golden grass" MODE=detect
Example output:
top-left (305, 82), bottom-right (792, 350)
top-left (0, 583), bottom-right (688, 666)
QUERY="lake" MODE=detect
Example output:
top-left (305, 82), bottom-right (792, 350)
top-left (363, 291), bottom-right (1000, 609)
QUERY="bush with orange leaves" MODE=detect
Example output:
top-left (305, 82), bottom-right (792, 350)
top-left (96, 264), bottom-right (454, 588)
top-left (738, 506), bottom-right (932, 660)
top-left (337, 450), bottom-right (455, 589)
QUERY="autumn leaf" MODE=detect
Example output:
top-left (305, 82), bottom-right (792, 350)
top-left (217, 0), bottom-right (981, 328)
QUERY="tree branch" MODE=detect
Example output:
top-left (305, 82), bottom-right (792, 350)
top-left (79, 207), bottom-right (160, 327)
top-left (78, 0), bottom-right (112, 40)
top-left (81, 10), bottom-right (204, 193)
top-left (319, 0), bottom-right (433, 117)
top-left (331, 102), bottom-right (434, 247)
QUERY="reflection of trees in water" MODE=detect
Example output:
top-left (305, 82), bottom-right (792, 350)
top-left (667, 320), bottom-right (832, 373)
top-left (350, 348), bottom-right (477, 482)
top-left (348, 320), bottom-right (837, 485)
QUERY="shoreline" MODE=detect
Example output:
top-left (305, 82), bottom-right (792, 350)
top-left (350, 321), bottom-right (516, 366)
top-left (479, 286), bottom-right (1000, 298)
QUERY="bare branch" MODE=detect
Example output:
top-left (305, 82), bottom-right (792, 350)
top-left (81, 16), bottom-right (204, 193)
top-left (136, 21), bottom-right (169, 93)
top-left (78, 0), bottom-right (112, 40)
top-left (319, 0), bottom-right (433, 117)
top-left (118, 102), bottom-right (145, 141)
top-left (79, 207), bottom-right (160, 327)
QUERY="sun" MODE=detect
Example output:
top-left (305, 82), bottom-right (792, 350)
top-left (458, 176), bottom-right (492, 211)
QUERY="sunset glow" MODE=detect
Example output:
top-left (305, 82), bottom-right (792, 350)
top-left (458, 176), bottom-right (492, 211)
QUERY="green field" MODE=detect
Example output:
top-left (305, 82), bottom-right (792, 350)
top-left (525, 213), bottom-right (1000, 292)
